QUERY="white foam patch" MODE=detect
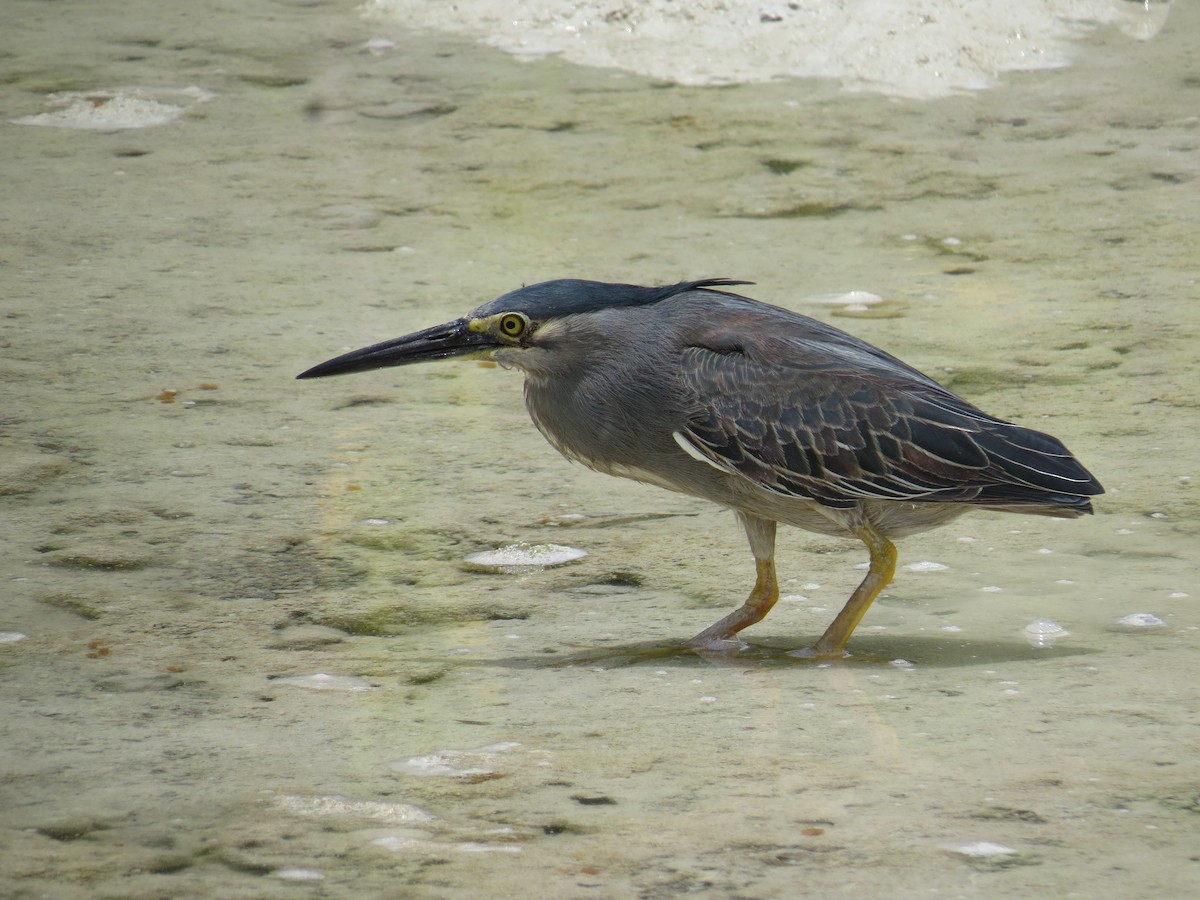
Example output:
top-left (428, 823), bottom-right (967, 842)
top-left (1114, 613), bottom-right (1167, 629)
top-left (905, 561), bottom-right (948, 572)
top-left (463, 543), bottom-right (586, 573)
top-left (941, 840), bottom-right (1017, 858)
top-left (273, 794), bottom-right (434, 824)
top-left (12, 86), bottom-right (214, 131)
top-left (274, 868), bottom-right (325, 882)
top-left (1024, 618), bottom-right (1069, 648)
top-left (801, 291), bottom-right (884, 307)
top-left (274, 673), bottom-right (375, 691)
top-left (390, 741), bottom-right (522, 778)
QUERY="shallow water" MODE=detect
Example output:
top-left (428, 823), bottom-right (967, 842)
top-left (3, 1), bottom-right (1198, 897)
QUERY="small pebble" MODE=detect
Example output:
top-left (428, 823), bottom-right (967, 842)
top-left (0, 632), bottom-right (28, 644)
top-left (890, 658), bottom-right (915, 669)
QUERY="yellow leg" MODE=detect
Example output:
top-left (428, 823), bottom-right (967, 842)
top-left (809, 521), bottom-right (897, 657)
top-left (687, 555), bottom-right (780, 650)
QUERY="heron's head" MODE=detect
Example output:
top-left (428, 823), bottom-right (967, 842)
top-left (296, 278), bottom-right (751, 380)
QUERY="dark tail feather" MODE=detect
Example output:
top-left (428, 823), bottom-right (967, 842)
top-left (972, 483), bottom-right (1097, 518)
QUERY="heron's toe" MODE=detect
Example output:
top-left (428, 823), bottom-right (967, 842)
top-left (786, 645), bottom-right (851, 660)
top-left (686, 634), bottom-right (749, 652)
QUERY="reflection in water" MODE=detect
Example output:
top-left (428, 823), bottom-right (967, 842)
top-left (465, 635), bottom-right (1096, 671)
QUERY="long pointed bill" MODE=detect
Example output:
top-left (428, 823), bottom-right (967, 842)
top-left (296, 318), bottom-right (496, 379)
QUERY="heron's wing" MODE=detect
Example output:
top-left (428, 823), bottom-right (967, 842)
top-left (675, 335), bottom-right (1100, 510)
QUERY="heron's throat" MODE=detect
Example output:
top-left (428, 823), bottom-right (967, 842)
top-left (491, 344), bottom-right (554, 376)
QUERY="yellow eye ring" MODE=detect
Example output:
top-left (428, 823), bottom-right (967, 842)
top-left (497, 313), bottom-right (528, 339)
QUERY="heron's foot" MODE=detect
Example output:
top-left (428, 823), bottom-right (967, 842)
top-left (685, 633), bottom-right (750, 652)
top-left (787, 644), bottom-right (851, 660)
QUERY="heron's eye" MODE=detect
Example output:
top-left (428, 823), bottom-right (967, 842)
top-left (497, 313), bottom-right (528, 339)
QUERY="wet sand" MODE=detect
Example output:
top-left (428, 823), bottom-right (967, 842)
top-left (2, 0), bottom-right (1198, 896)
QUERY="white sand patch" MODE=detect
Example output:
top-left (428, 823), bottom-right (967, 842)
top-left (362, 0), bottom-right (1169, 98)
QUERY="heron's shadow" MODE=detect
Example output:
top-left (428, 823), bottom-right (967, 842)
top-left (483, 635), bottom-right (1093, 670)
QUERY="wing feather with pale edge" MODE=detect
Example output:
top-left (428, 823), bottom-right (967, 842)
top-left (674, 323), bottom-right (1101, 511)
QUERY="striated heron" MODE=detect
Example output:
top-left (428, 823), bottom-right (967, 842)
top-left (298, 279), bottom-right (1103, 656)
